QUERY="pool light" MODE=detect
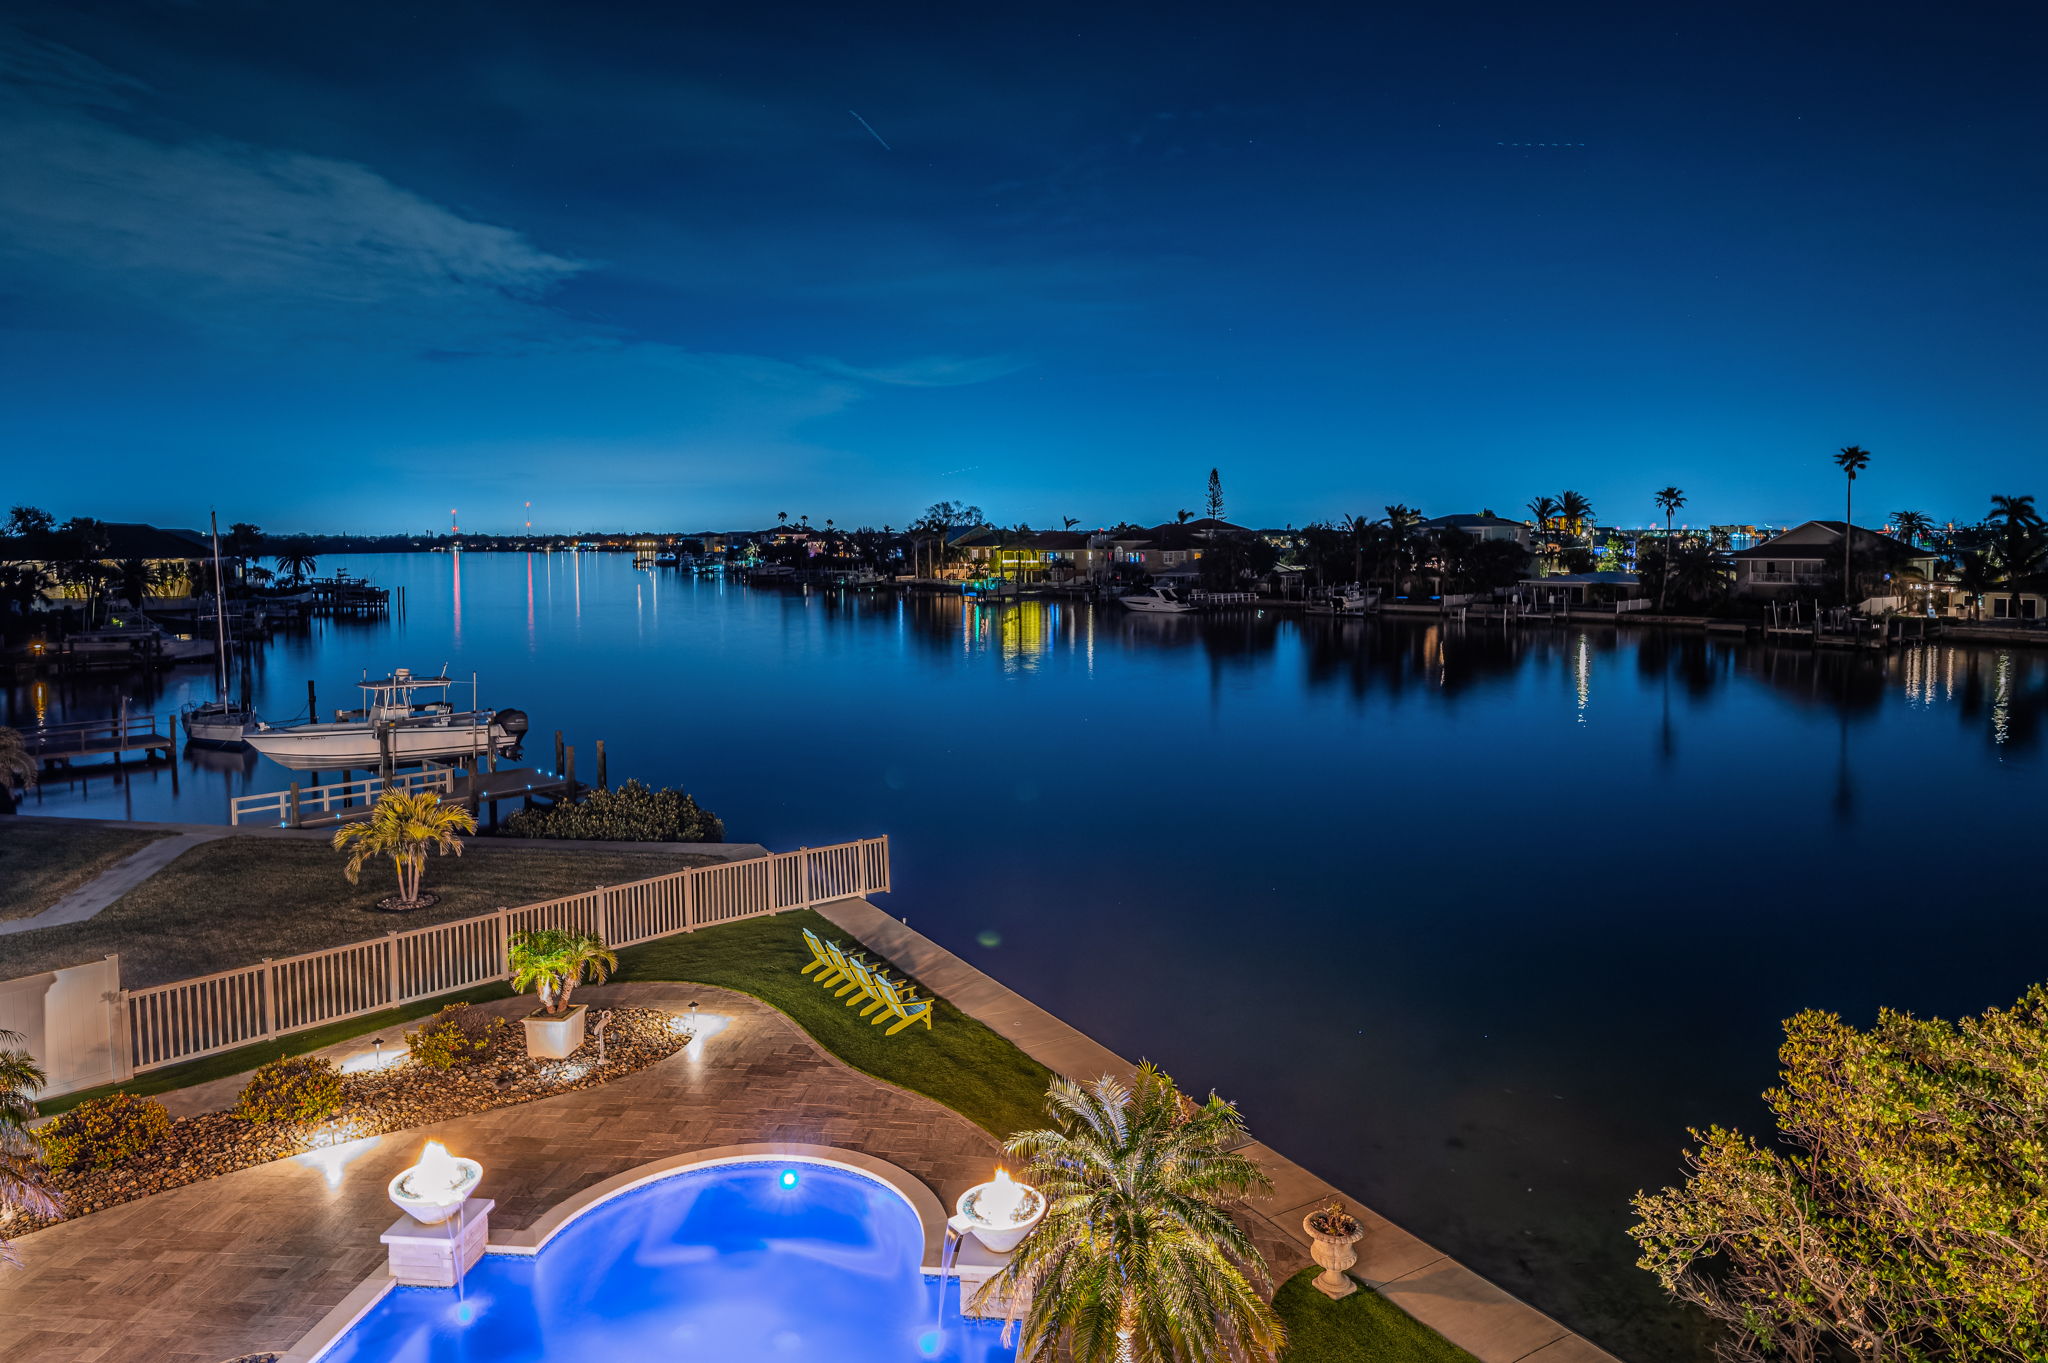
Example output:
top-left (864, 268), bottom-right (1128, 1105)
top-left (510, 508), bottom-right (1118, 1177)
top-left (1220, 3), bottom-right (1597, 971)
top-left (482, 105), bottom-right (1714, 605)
top-left (780, 1169), bottom-right (800, 1189)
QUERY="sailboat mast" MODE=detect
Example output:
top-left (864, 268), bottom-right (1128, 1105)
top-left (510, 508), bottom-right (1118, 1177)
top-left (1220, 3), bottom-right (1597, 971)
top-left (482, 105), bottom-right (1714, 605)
top-left (208, 511), bottom-right (230, 700)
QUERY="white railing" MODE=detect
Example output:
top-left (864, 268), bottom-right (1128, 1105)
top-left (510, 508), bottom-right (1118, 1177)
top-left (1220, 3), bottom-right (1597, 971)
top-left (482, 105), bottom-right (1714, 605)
top-left (118, 836), bottom-right (889, 1076)
top-left (1615, 598), bottom-right (1655, 614)
top-left (230, 768), bottom-right (454, 827)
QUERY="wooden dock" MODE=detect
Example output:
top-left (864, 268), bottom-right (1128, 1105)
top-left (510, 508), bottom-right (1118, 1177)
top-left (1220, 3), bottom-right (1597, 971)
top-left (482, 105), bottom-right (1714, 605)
top-left (233, 764), bottom-right (586, 828)
top-left (20, 710), bottom-right (174, 768)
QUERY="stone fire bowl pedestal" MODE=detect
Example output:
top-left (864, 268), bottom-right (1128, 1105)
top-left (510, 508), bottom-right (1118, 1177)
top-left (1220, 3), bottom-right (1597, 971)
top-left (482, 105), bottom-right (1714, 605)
top-left (1303, 1213), bottom-right (1364, 1300)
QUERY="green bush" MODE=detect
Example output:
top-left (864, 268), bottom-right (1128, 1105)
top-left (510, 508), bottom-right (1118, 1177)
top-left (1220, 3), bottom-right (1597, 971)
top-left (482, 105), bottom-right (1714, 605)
top-left (36, 1092), bottom-right (172, 1172)
top-left (405, 1003), bottom-right (506, 1069)
top-left (235, 1055), bottom-right (345, 1123)
top-left (501, 779), bottom-right (725, 843)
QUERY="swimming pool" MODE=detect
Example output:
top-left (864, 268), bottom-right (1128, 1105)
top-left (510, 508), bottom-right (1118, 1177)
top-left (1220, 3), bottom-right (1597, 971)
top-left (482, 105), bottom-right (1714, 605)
top-left (315, 1159), bottom-right (1019, 1362)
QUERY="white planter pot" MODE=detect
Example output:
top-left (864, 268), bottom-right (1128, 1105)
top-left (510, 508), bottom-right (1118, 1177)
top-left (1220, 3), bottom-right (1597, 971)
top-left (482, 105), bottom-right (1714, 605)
top-left (1304, 1212), bottom-right (1364, 1299)
top-left (523, 1003), bottom-right (587, 1059)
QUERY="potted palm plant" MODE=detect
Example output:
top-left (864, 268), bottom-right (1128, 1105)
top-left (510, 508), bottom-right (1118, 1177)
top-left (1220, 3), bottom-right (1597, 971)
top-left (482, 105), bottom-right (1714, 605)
top-left (330, 789), bottom-right (477, 911)
top-left (977, 1062), bottom-right (1286, 1362)
top-left (508, 929), bottom-right (618, 1058)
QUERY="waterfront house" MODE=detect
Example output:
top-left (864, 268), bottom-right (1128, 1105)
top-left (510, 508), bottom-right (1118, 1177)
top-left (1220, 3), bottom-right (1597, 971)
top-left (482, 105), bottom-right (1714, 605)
top-left (1515, 571), bottom-right (1645, 607)
top-left (1726, 521), bottom-right (1939, 600)
top-left (0, 521), bottom-right (211, 608)
top-left (1425, 513), bottom-right (1533, 549)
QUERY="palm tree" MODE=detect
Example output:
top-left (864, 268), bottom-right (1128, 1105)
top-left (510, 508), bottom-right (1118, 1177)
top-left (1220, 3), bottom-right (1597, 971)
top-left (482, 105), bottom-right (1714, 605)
top-left (1987, 494), bottom-right (2043, 624)
top-left (1062, 516), bottom-right (1080, 530)
top-left (1952, 551), bottom-right (1996, 621)
top-left (0, 1030), bottom-right (59, 1266)
top-left (979, 1063), bottom-right (1285, 1363)
top-left (1832, 446), bottom-right (1872, 601)
top-left (1890, 511), bottom-right (1932, 547)
top-left (1381, 504), bottom-right (1422, 598)
top-left (0, 727), bottom-right (39, 815)
top-left (1339, 513), bottom-right (1373, 587)
top-left (1557, 490), bottom-right (1594, 538)
top-left (330, 790), bottom-right (477, 908)
top-left (1174, 509), bottom-right (1193, 525)
top-left (508, 928), bottom-right (618, 1016)
top-left (1652, 487), bottom-right (1686, 611)
top-left (274, 551), bottom-right (318, 587)
top-left (111, 558), bottom-right (165, 609)
top-left (1526, 495), bottom-right (1559, 530)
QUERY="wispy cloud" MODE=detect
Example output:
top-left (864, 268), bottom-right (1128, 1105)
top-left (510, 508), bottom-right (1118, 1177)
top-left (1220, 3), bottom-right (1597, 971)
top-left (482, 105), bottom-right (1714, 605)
top-left (813, 354), bottom-right (1028, 388)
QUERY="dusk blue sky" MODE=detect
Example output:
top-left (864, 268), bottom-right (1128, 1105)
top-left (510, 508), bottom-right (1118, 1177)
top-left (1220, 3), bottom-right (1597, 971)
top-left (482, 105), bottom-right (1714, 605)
top-left (1, 2), bottom-right (2042, 534)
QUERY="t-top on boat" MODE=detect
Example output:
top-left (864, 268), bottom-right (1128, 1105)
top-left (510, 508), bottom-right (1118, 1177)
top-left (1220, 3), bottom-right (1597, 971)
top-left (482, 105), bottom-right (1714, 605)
top-left (244, 668), bottom-right (528, 769)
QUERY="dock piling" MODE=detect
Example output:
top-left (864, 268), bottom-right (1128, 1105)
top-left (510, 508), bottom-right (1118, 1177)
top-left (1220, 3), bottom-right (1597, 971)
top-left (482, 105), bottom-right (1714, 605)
top-left (596, 739), bottom-right (606, 791)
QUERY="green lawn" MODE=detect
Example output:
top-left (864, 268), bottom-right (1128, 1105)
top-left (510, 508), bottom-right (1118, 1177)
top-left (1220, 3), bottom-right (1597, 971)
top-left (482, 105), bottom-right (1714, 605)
top-left (0, 821), bottom-right (172, 922)
top-left (0, 834), bottom-right (725, 987)
top-left (1276, 1270), bottom-right (1481, 1363)
top-left (613, 908), bottom-right (1058, 1139)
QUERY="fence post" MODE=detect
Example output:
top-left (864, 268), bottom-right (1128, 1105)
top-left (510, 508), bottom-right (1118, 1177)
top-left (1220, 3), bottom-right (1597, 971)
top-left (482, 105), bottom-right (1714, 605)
top-left (496, 909), bottom-right (511, 979)
top-left (596, 886), bottom-right (611, 945)
top-left (387, 931), bottom-right (401, 1006)
top-left (105, 953), bottom-right (134, 1084)
top-left (288, 782), bottom-right (300, 829)
top-left (683, 866), bottom-right (697, 931)
top-left (260, 959), bottom-right (277, 1040)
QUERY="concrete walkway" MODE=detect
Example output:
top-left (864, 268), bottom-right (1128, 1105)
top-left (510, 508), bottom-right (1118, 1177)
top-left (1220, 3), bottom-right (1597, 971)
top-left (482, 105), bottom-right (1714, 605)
top-left (0, 981), bottom-right (1004, 1363)
top-left (818, 898), bottom-right (1621, 1363)
top-left (0, 830), bottom-right (230, 937)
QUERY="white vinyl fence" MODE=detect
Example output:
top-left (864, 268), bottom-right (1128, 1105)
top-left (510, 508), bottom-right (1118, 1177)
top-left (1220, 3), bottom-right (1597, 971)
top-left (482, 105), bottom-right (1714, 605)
top-left (21, 837), bottom-right (889, 1096)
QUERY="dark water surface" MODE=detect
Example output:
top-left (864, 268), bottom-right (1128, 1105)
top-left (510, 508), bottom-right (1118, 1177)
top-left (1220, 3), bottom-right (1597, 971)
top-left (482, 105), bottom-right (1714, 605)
top-left (8, 552), bottom-right (2047, 1361)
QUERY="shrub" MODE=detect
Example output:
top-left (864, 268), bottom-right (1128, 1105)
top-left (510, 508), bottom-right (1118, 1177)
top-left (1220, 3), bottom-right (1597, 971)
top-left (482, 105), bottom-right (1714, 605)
top-left (405, 1003), bottom-right (507, 1069)
top-left (36, 1092), bottom-right (171, 1172)
top-left (501, 779), bottom-right (724, 843)
top-left (235, 1055), bottom-right (345, 1123)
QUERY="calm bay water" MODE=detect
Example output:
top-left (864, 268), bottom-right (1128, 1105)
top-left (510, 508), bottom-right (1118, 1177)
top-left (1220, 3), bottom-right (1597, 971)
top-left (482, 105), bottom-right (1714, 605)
top-left (7, 551), bottom-right (2047, 1361)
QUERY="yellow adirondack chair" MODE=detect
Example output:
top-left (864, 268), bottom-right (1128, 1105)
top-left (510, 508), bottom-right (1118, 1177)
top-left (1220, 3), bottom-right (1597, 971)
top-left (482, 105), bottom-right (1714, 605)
top-left (821, 941), bottom-right (868, 998)
top-left (800, 927), bottom-right (836, 977)
top-left (856, 967), bottom-right (917, 1017)
top-left (838, 956), bottom-right (881, 1009)
top-left (868, 975), bottom-right (934, 1036)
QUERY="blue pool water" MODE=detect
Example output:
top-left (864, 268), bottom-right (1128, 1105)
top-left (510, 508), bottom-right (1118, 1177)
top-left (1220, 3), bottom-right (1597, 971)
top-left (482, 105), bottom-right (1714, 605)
top-left (317, 1161), bottom-right (1017, 1362)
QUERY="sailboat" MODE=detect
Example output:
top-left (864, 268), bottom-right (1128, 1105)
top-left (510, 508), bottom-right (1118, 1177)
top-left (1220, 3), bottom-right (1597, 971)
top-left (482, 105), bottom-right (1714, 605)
top-left (181, 512), bottom-right (258, 746)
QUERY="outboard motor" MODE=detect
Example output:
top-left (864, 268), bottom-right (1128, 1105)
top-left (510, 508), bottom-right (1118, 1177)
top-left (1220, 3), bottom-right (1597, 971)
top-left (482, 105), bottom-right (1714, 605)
top-left (495, 708), bottom-right (530, 736)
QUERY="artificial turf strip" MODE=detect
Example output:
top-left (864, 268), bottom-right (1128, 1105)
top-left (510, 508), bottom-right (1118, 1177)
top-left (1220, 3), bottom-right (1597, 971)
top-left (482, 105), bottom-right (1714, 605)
top-left (612, 908), bottom-right (1059, 1141)
top-left (1274, 1270), bottom-right (1482, 1363)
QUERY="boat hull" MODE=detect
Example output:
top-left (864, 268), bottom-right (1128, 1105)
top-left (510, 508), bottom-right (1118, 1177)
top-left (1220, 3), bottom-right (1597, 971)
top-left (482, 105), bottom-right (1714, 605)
top-left (1119, 598), bottom-right (1195, 613)
top-left (246, 721), bottom-right (515, 769)
top-left (183, 705), bottom-right (255, 746)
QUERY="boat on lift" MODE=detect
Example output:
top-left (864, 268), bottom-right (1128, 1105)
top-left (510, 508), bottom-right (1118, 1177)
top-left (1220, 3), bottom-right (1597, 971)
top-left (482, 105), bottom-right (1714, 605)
top-left (245, 668), bottom-right (527, 769)
top-left (1118, 585), bottom-right (1197, 614)
top-left (182, 512), bottom-right (258, 746)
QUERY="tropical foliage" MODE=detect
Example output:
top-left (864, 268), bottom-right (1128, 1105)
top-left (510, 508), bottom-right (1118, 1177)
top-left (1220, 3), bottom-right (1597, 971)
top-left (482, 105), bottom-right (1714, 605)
top-left (330, 789), bottom-right (477, 907)
top-left (979, 1063), bottom-right (1285, 1363)
top-left (501, 779), bottom-right (724, 843)
top-left (1985, 493), bottom-right (2043, 622)
top-left (0, 1030), bottom-right (57, 1267)
top-left (35, 1092), bottom-right (171, 1174)
top-left (0, 727), bottom-right (36, 815)
top-left (234, 1055), bottom-right (344, 1123)
top-left (509, 928), bottom-right (618, 1016)
top-left (1653, 487), bottom-right (1687, 611)
top-left (274, 551), bottom-right (318, 586)
top-left (1833, 445), bottom-right (1872, 601)
top-left (1631, 986), bottom-right (2048, 1361)
top-left (406, 1002), bottom-right (509, 1068)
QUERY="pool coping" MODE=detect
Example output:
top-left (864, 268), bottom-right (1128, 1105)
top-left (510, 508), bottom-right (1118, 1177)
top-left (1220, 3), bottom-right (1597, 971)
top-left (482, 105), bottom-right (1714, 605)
top-left (275, 1142), bottom-right (953, 1363)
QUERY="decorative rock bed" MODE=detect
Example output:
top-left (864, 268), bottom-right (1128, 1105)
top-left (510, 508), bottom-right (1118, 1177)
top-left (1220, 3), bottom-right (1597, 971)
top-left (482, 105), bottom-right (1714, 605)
top-left (22, 1006), bottom-right (690, 1232)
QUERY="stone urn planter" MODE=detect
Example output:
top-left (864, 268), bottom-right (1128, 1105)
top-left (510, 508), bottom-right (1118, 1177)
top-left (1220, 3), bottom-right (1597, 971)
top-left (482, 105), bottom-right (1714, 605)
top-left (523, 1003), bottom-right (587, 1059)
top-left (1303, 1200), bottom-right (1364, 1299)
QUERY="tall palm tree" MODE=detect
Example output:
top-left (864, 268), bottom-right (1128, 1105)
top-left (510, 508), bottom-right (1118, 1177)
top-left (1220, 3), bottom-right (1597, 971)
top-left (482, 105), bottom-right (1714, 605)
top-left (1653, 487), bottom-right (1686, 612)
top-left (1381, 504), bottom-right (1422, 598)
top-left (1987, 494), bottom-right (2043, 624)
top-left (0, 1030), bottom-right (59, 1266)
top-left (1952, 550), bottom-right (1996, 621)
top-left (1526, 495), bottom-right (1559, 530)
top-left (0, 727), bottom-right (36, 815)
top-left (274, 551), bottom-right (318, 587)
top-left (331, 790), bottom-right (477, 908)
top-left (1557, 490), bottom-right (1594, 539)
top-left (1889, 511), bottom-right (1932, 547)
top-left (979, 1063), bottom-right (1285, 1363)
top-left (1832, 446), bottom-right (1872, 602)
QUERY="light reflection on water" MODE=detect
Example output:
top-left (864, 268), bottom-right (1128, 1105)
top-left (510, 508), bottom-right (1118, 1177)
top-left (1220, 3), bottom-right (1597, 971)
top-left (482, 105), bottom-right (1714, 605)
top-left (5, 553), bottom-right (2045, 1362)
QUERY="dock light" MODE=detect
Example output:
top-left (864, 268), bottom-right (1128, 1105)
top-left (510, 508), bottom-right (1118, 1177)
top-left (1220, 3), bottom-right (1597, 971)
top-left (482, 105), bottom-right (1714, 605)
top-left (780, 1169), bottom-right (800, 1189)
top-left (388, 1140), bottom-right (482, 1225)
